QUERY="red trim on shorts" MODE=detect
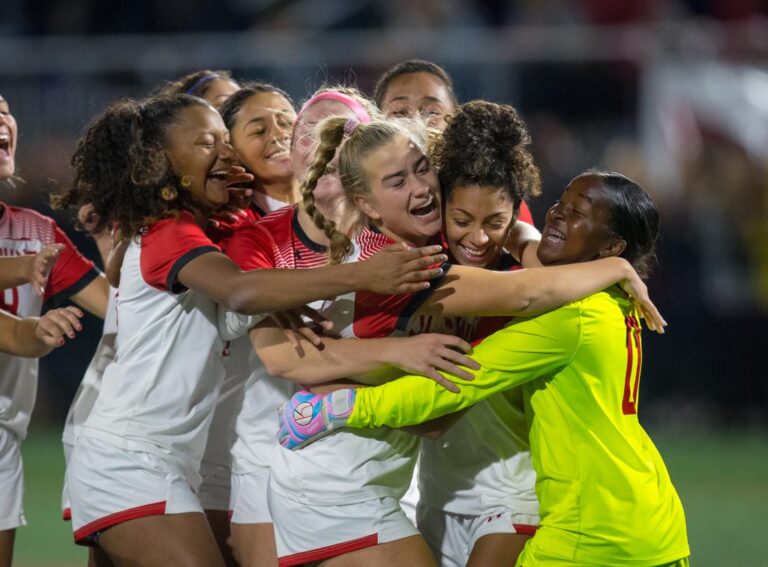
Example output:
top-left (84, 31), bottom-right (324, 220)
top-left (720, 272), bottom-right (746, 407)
top-left (73, 501), bottom-right (167, 546)
top-left (513, 523), bottom-right (538, 536)
top-left (227, 509), bottom-right (233, 522)
top-left (62, 507), bottom-right (72, 521)
top-left (278, 533), bottom-right (379, 566)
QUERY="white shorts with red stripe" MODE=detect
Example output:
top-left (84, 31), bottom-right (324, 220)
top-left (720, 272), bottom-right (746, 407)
top-left (416, 505), bottom-right (539, 567)
top-left (268, 487), bottom-right (419, 567)
top-left (0, 427), bottom-right (25, 531)
top-left (229, 466), bottom-right (271, 524)
top-left (67, 437), bottom-right (203, 545)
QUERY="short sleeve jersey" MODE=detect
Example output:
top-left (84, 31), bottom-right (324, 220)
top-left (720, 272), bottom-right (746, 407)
top-left (0, 203), bottom-right (98, 438)
top-left (269, 226), bottom-right (448, 506)
top-left (80, 212), bottom-right (225, 486)
top-left (351, 289), bottom-right (689, 565)
top-left (224, 206), bottom-right (329, 474)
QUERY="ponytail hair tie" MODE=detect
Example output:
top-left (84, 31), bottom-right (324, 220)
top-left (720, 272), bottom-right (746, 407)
top-left (344, 119), bottom-right (360, 136)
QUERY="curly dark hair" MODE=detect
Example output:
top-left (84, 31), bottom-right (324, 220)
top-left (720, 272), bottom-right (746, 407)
top-left (373, 59), bottom-right (458, 109)
top-left (153, 69), bottom-right (237, 99)
top-left (219, 81), bottom-right (294, 131)
top-left (433, 100), bottom-right (541, 212)
top-left (53, 93), bottom-right (210, 237)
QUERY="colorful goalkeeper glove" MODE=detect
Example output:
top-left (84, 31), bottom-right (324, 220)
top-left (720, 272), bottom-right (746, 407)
top-left (277, 389), bottom-right (356, 450)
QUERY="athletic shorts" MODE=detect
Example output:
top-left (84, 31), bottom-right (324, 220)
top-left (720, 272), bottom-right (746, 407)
top-left (0, 427), bottom-right (25, 531)
top-left (67, 437), bottom-right (203, 546)
top-left (268, 488), bottom-right (419, 567)
top-left (229, 467), bottom-right (272, 525)
top-left (61, 440), bottom-right (73, 520)
top-left (418, 505), bottom-right (538, 567)
top-left (197, 459), bottom-right (231, 512)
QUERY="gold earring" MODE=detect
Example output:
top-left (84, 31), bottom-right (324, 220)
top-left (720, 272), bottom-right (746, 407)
top-left (180, 175), bottom-right (193, 188)
top-left (160, 186), bottom-right (177, 201)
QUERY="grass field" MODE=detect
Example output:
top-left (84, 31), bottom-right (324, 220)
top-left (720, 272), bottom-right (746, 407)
top-left (12, 425), bottom-right (768, 566)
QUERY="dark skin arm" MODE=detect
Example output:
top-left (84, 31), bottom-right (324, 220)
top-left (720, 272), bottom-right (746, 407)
top-left (177, 244), bottom-right (447, 315)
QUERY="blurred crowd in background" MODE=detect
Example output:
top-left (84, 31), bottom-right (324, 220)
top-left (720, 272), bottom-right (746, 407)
top-left (1, 0), bottom-right (767, 426)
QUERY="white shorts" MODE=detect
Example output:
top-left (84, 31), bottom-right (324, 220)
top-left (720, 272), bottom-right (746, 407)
top-left (268, 488), bottom-right (419, 567)
top-left (417, 505), bottom-right (539, 567)
top-left (230, 467), bottom-right (272, 524)
top-left (67, 437), bottom-right (203, 545)
top-left (198, 459), bottom-right (231, 512)
top-left (0, 427), bottom-right (25, 531)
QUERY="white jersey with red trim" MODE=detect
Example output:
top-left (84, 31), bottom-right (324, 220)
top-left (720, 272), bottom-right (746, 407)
top-left (225, 206), bottom-right (325, 475)
top-left (61, 286), bottom-right (119, 448)
top-left (78, 212), bottom-right (224, 486)
top-left (199, 199), bottom-right (291, 476)
top-left (0, 203), bottom-right (98, 439)
top-left (270, 226), bottom-right (448, 506)
top-left (419, 252), bottom-right (538, 517)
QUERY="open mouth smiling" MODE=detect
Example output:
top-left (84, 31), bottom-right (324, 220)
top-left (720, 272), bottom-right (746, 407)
top-left (410, 194), bottom-right (436, 217)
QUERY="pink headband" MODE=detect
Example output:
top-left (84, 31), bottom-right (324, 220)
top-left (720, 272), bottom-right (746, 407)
top-left (297, 91), bottom-right (372, 124)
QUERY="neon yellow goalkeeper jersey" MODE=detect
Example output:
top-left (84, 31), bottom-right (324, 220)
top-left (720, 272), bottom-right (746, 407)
top-left (349, 287), bottom-right (689, 566)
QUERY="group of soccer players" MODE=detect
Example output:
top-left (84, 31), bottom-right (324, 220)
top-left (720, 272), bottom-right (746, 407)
top-left (0, 59), bottom-right (690, 567)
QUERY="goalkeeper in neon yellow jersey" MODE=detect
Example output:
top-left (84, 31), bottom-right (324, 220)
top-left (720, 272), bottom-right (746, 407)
top-left (279, 171), bottom-right (690, 567)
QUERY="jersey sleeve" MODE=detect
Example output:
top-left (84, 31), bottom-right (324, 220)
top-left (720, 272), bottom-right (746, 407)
top-left (222, 221), bottom-right (277, 270)
top-left (518, 200), bottom-right (534, 226)
top-left (351, 263), bottom-right (450, 338)
top-left (140, 213), bottom-right (220, 293)
top-left (44, 224), bottom-right (99, 303)
top-left (348, 302), bottom-right (582, 429)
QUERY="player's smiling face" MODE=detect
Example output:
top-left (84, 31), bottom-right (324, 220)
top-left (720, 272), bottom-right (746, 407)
top-left (537, 174), bottom-right (620, 266)
top-left (355, 133), bottom-right (441, 247)
top-left (165, 104), bottom-right (235, 212)
top-left (231, 91), bottom-right (296, 186)
top-left (445, 184), bottom-right (516, 268)
top-left (0, 95), bottom-right (18, 181)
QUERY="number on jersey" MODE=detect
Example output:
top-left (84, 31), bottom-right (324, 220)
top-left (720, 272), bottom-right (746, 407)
top-left (622, 315), bottom-right (642, 415)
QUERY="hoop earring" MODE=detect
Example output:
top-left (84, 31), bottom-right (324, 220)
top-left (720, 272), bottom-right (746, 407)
top-left (160, 186), bottom-right (177, 201)
top-left (180, 175), bottom-right (193, 188)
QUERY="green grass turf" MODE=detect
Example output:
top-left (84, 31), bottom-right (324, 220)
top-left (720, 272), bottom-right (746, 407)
top-left (11, 425), bottom-right (768, 566)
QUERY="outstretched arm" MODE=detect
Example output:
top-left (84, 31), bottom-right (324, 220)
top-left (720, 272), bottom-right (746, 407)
top-left (419, 257), bottom-right (665, 332)
top-left (178, 244), bottom-right (447, 315)
top-left (277, 303), bottom-right (580, 448)
top-left (251, 322), bottom-right (478, 392)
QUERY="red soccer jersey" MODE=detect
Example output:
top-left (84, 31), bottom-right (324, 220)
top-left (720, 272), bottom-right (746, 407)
top-left (225, 205), bottom-right (328, 271)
